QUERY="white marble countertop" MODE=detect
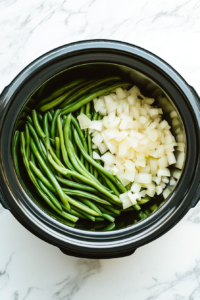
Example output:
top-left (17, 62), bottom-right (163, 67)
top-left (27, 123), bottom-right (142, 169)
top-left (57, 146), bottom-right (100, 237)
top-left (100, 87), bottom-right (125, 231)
top-left (0, 0), bottom-right (200, 299)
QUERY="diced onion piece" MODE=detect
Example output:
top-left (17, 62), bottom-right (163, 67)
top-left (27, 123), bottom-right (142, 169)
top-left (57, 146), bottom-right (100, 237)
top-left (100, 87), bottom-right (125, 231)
top-left (124, 170), bottom-right (136, 181)
top-left (156, 186), bottom-right (163, 195)
top-left (119, 119), bottom-right (128, 130)
top-left (89, 120), bottom-right (102, 131)
top-left (175, 152), bottom-right (185, 169)
top-left (94, 99), bottom-right (105, 112)
top-left (136, 173), bottom-right (152, 184)
top-left (131, 182), bottom-right (141, 193)
top-left (92, 133), bottom-right (103, 147)
top-left (158, 156), bottom-right (168, 169)
top-left (121, 196), bottom-right (133, 209)
top-left (170, 177), bottom-right (176, 186)
top-left (163, 188), bottom-right (171, 199)
top-left (111, 166), bottom-right (119, 175)
top-left (99, 107), bottom-right (107, 116)
top-left (128, 191), bottom-right (141, 205)
top-left (101, 152), bottom-right (114, 165)
top-left (150, 158), bottom-right (157, 175)
top-left (93, 151), bottom-right (101, 160)
top-left (77, 114), bottom-right (91, 129)
top-left (162, 176), bottom-right (169, 183)
top-left (98, 142), bottom-right (108, 154)
top-left (170, 110), bottom-right (178, 118)
top-left (104, 129), bottom-right (119, 140)
top-left (167, 152), bottom-right (176, 165)
top-left (118, 175), bottom-right (130, 186)
top-left (159, 120), bottom-right (168, 130)
top-left (106, 141), bottom-right (117, 154)
top-left (116, 87), bottom-right (127, 99)
top-left (148, 130), bottom-right (158, 142)
top-left (107, 102), bottom-right (118, 113)
top-left (157, 168), bottom-right (170, 177)
top-left (124, 160), bottom-right (135, 171)
top-left (173, 169), bottom-right (181, 179)
top-left (118, 141), bottom-right (127, 157)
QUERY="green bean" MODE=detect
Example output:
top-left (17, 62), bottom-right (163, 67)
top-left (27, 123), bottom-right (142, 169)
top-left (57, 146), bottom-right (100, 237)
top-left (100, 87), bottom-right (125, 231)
top-left (39, 80), bottom-right (91, 112)
top-left (21, 132), bottom-right (72, 219)
top-left (47, 153), bottom-right (121, 204)
top-left (71, 117), bottom-right (87, 150)
top-left (102, 223), bottom-right (116, 231)
top-left (57, 114), bottom-right (75, 171)
top-left (27, 115), bottom-right (33, 124)
top-left (64, 116), bottom-right (96, 182)
top-left (38, 79), bottom-right (85, 108)
top-left (25, 125), bottom-right (30, 159)
top-left (95, 204), bottom-right (115, 216)
top-left (61, 82), bottom-right (132, 115)
top-left (60, 76), bottom-right (121, 108)
top-left (150, 203), bottom-right (158, 212)
top-left (48, 111), bottom-right (53, 122)
top-left (51, 109), bottom-right (61, 140)
top-left (30, 137), bottom-right (70, 209)
top-left (56, 176), bottom-right (98, 193)
top-left (32, 110), bottom-right (45, 138)
top-left (133, 204), bottom-right (141, 211)
top-left (138, 211), bottom-right (148, 219)
top-left (144, 209), bottom-right (151, 216)
top-left (71, 120), bottom-right (89, 169)
top-left (43, 113), bottom-right (50, 147)
top-left (50, 109), bottom-right (55, 116)
top-left (62, 189), bottom-right (111, 206)
top-left (30, 152), bottom-right (36, 165)
top-left (97, 114), bottom-right (103, 120)
top-left (37, 113), bottom-right (43, 122)
top-left (80, 198), bottom-right (102, 214)
top-left (27, 122), bottom-right (47, 162)
top-left (100, 173), bottom-right (120, 197)
top-left (13, 131), bottom-right (20, 177)
top-left (113, 176), bottom-right (127, 194)
top-left (80, 105), bottom-right (85, 115)
top-left (87, 133), bottom-right (93, 174)
top-left (55, 137), bottom-right (61, 160)
top-left (95, 217), bottom-right (104, 222)
top-left (67, 198), bottom-right (100, 216)
top-left (137, 197), bottom-right (150, 205)
top-left (74, 129), bottom-right (124, 193)
top-left (61, 205), bottom-right (87, 220)
top-left (71, 205), bottom-right (95, 222)
top-left (101, 205), bottom-right (121, 216)
top-left (38, 180), bottom-right (62, 211)
top-left (102, 213), bottom-right (115, 222)
top-left (29, 161), bottom-right (56, 193)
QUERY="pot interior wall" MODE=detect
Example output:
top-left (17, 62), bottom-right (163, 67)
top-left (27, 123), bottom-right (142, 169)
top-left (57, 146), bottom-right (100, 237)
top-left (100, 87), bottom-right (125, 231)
top-left (14, 62), bottom-right (186, 231)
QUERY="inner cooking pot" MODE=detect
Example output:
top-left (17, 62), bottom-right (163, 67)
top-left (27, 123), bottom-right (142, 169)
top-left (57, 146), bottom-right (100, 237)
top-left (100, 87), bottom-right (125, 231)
top-left (0, 40), bottom-right (200, 259)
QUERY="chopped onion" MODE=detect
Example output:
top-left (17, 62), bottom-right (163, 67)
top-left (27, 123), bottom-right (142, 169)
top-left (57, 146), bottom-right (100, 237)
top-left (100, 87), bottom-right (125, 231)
top-left (77, 114), bottom-right (91, 129)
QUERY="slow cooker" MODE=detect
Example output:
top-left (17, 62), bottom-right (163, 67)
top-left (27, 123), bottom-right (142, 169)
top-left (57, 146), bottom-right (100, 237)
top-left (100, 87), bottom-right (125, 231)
top-left (0, 40), bottom-right (200, 259)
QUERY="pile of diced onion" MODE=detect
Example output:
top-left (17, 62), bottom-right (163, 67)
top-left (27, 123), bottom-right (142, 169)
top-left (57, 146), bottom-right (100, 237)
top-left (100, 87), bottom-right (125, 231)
top-left (77, 85), bottom-right (186, 209)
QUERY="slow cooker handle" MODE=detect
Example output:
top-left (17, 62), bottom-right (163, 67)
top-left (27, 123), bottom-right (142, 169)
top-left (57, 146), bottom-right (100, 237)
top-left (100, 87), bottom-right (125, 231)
top-left (60, 247), bottom-right (136, 259)
top-left (0, 86), bottom-right (11, 210)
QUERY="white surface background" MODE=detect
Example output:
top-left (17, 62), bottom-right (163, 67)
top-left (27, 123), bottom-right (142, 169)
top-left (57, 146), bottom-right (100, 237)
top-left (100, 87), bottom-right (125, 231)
top-left (0, 0), bottom-right (200, 299)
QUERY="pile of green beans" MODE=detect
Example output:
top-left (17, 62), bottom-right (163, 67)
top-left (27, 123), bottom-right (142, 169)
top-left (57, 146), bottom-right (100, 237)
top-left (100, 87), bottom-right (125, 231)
top-left (13, 77), bottom-right (153, 231)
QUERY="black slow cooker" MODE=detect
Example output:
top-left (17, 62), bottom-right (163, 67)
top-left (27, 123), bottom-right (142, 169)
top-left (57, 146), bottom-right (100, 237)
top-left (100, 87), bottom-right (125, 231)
top-left (0, 40), bottom-right (200, 259)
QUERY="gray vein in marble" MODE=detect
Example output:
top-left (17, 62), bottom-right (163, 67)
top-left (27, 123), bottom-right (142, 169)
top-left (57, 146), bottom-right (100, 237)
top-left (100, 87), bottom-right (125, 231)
top-left (52, 259), bottom-right (100, 300)
top-left (145, 261), bottom-right (200, 300)
top-left (0, 254), bottom-right (13, 292)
